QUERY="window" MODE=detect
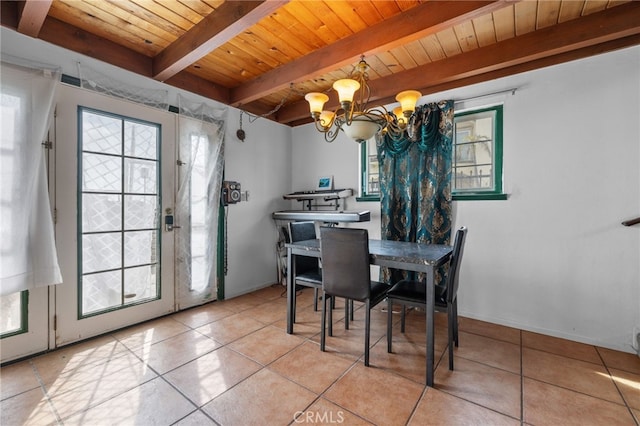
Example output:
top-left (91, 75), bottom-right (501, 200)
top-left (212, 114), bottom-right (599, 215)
top-left (358, 104), bottom-right (505, 202)
top-left (453, 105), bottom-right (505, 200)
top-left (78, 107), bottom-right (161, 317)
top-left (357, 138), bottom-right (380, 201)
top-left (0, 291), bottom-right (28, 338)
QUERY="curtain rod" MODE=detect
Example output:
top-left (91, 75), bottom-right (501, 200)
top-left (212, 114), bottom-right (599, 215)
top-left (454, 87), bottom-right (518, 105)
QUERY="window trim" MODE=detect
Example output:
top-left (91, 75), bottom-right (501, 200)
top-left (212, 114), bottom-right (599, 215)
top-left (357, 139), bottom-right (381, 202)
top-left (452, 105), bottom-right (506, 201)
top-left (357, 104), bottom-right (507, 202)
top-left (0, 290), bottom-right (29, 339)
top-left (77, 106), bottom-right (162, 319)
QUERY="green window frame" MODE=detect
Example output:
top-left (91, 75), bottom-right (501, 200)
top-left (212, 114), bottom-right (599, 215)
top-left (357, 138), bottom-right (380, 202)
top-left (77, 107), bottom-right (162, 318)
top-left (452, 105), bottom-right (505, 200)
top-left (358, 104), bottom-right (506, 202)
top-left (0, 290), bottom-right (29, 339)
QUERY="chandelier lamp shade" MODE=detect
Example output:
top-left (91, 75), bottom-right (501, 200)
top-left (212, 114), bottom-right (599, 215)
top-left (304, 57), bottom-right (422, 143)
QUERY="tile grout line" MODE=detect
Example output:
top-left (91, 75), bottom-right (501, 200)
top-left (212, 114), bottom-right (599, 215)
top-left (268, 300), bottom-right (389, 425)
top-left (169, 408), bottom-right (221, 426)
top-left (594, 346), bottom-right (640, 426)
top-left (7, 290), bottom-right (637, 425)
top-left (28, 359), bottom-right (64, 426)
top-left (519, 343), bottom-right (638, 410)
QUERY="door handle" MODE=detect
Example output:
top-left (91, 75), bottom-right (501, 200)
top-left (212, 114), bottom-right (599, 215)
top-left (164, 209), bottom-right (182, 231)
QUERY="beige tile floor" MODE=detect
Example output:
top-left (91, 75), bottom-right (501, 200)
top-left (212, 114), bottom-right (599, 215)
top-left (1, 285), bottom-right (639, 426)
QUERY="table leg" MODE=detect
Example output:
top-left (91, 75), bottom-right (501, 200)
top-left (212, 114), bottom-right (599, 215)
top-left (286, 247), bottom-right (293, 334)
top-left (426, 266), bottom-right (435, 387)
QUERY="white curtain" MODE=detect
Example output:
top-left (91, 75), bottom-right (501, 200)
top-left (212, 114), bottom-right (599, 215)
top-left (176, 94), bottom-right (226, 309)
top-left (0, 58), bottom-right (62, 296)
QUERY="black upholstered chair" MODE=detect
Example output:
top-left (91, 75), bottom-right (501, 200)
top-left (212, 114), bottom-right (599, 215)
top-left (288, 221), bottom-right (323, 315)
top-left (386, 226), bottom-right (467, 370)
top-left (319, 227), bottom-right (388, 366)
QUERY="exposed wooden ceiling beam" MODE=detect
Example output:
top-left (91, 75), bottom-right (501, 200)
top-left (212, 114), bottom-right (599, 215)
top-left (230, 0), bottom-right (511, 107)
top-left (153, 0), bottom-right (288, 82)
top-left (285, 32), bottom-right (640, 127)
top-left (164, 72), bottom-right (230, 105)
top-left (0, 1), bottom-right (19, 28)
top-left (36, 17), bottom-right (153, 77)
top-left (21, 16), bottom-right (232, 106)
top-left (276, 2), bottom-right (640, 124)
top-left (16, 0), bottom-right (51, 38)
top-left (412, 34), bottom-right (640, 104)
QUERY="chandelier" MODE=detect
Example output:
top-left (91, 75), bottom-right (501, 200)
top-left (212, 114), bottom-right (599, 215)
top-left (304, 56), bottom-right (422, 143)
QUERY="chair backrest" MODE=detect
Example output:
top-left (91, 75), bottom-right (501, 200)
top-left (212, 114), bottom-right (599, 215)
top-left (319, 227), bottom-right (371, 301)
top-left (288, 221), bottom-right (319, 274)
top-left (446, 227), bottom-right (468, 304)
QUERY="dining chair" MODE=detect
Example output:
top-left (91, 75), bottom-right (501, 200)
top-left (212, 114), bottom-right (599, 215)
top-left (386, 226), bottom-right (467, 370)
top-left (288, 221), bottom-right (323, 316)
top-left (319, 227), bottom-right (389, 366)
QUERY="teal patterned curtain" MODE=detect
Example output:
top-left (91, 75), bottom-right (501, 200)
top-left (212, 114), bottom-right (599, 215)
top-left (378, 100), bottom-right (454, 285)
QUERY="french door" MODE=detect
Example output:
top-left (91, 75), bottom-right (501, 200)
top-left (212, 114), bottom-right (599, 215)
top-left (54, 85), bottom-right (176, 346)
top-left (1, 83), bottom-right (222, 358)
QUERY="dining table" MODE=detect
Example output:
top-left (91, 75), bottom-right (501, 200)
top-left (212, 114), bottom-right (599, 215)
top-left (285, 237), bottom-right (453, 387)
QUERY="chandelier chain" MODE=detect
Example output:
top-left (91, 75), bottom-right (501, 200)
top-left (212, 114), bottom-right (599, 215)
top-left (241, 83), bottom-right (304, 124)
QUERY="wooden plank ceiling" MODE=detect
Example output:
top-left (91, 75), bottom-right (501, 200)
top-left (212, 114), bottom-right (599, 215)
top-left (2, 0), bottom-right (639, 126)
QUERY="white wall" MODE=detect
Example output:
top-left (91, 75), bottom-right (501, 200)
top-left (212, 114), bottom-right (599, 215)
top-left (223, 114), bottom-right (291, 297)
top-left (292, 46), bottom-right (640, 354)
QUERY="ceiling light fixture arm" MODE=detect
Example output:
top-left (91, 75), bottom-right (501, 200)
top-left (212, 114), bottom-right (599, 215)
top-left (305, 56), bottom-right (423, 144)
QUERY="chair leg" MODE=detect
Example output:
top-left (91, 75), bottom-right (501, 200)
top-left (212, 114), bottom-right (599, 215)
top-left (400, 305), bottom-right (406, 333)
top-left (387, 298), bottom-right (393, 353)
top-left (349, 299), bottom-right (354, 321)
top-left (344, 298), bottom-right (349, 330)
top-left (320, 291), bottom-right (327, 352)
top-left (328, 295), bottom-right (333, 337)
top-left (453, 300), bottom-right (459, 346)
top-left (313, 288), bottom-right (318, 311)
top-left (292, 284), bottom-right (297, 323)
top-left (364, 299), bottom-right (371, 366)
top-left (448, 306), bottom-right (455, 370)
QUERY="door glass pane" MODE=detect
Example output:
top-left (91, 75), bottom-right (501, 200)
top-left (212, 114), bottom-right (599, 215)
top-left (124, 265), bottom-right (158, 303)
top-left (82, 112), bottom-right (122, 155)
top-left (82, 194), bottom-right (122, 232)
top-left (190, 134), bottom-right (207, 292)
top-left (82, 153), bottom-right (122, 192)
top-left (125, 121), bottom-right (157, 159)
top-left (124, 195), bottom-right (158, 230)
top-left (124, 158), bottom-right (157, 194)
top-left (124, 231), bottom-right (157, 267)
top-left (82, 233), bottom-right (122, 273)
top-left (0, 292), bottom-right (24, 337)
top-left (82, 270), bottom-right (122, 315)
top-left (79, 108), bottom-right (160, 317)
